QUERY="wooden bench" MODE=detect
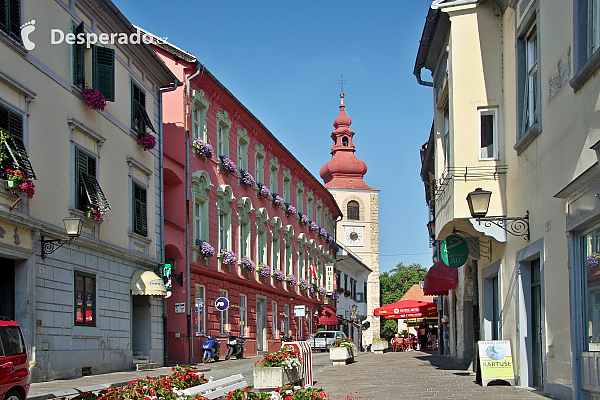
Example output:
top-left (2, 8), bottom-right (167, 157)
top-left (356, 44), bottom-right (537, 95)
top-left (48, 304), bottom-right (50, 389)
top-left (181, 374), bottom-right (248, 399)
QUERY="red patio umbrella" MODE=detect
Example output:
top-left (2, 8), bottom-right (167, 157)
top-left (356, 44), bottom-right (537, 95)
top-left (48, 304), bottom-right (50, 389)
top-left (374, 299), bottom-right (436, 316)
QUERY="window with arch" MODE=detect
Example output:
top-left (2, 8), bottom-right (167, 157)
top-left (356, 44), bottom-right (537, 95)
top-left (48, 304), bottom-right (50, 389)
top-left (256, 208), bottom-right (269, 266)
top-left (217, 185), bottom-right (235, 265)
top-left (192, 90), bottom-right (209, 141)
top-left (255, 143), bottom-right (266, 183)
top-left (216, 109), bottom-right (231, 157)
top-left (192, 171), bottom-right (212, 243)
top-left (237, 127), bottom-right (249, 171)
top-left (298, 246), bottom-right (306, 279)
top-left (269, 157), bottom-right (279, 194)
top-left (238, 197), bottom-right (254, 260)
top-left (282, 169), bottom-right (291, 203)
top-left (307, 191), bottom-right (314, 221)
top-left (342, 137), bottom-right (349, 146)
top-left (296, 182), bottom-right (304, 213)
top-left (316, 200), bottom-right (322, 227)
top-left (347, 200), bottom-right (360, 220)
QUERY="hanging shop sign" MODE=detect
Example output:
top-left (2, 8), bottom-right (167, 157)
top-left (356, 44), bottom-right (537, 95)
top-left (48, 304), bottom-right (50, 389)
top-left (325, 263), bottom-right (334, 293)
top-left (441, 235), bottom-right (469, 268)
top-left (215, 297), bottom-right (230, 312)
top-left (477, 340), bottom-right (516, 386)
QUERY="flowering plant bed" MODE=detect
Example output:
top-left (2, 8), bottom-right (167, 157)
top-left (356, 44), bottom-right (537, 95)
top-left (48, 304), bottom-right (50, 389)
top-left (284, 202), bottom-right (296, 217)
top-left (589, 252), bottom-right (600, 268)
top-left (219, 155), bottom-right (237, 174)
top-left (285, 274), bottom-right (297, 286)
top-left (319, 286), bottom-right (327, 296)
top-left (82, 86), bottom-right (106, 111)
top-left (331, 337), bottom-right (355, 348)
top-left (272, 193), bottom-right (284, 208)
top-left (55, 365), bottom-right (209, 400)
top-left (257, 183), bottom-right (271, 199)
top-left (318, 227), bottom-right (327, 238)
top-left (192, 139), bottom-right (214, 158)
top-left (137, 133), bottom-right (157, 151)
top-left (4, 168), bottom-right (35, 198)
top-left (255, 346), bottom-right (302, 370)
top-left (258, 263), bottom-right (271, 278)
top-left (326, 234), bottom-right (335, 246)
top-left (298, 278), bottom-right (308, 290)
top-left (272, 268), bottom-right (286, 282)
top-left (239, 169), bottom-right (255, 187)
top-left (241, 256), bottom-right (256, 272)
top-left (310, 283), bottom-right (318, 293)
top-left (196, 239), bottom-right (215, 258)
top-left (226, 386), bottom-right (335, 400)
top-left (298, 213), bottom-right (309, 225)
top-left (330, 292), bottom-right (340, 302)
top-left (220, 249), bottom-right (238, 265)
top-left (86, 204), bottom-right (108, 221)
top-left (309, 221), bottom-right (319, 232)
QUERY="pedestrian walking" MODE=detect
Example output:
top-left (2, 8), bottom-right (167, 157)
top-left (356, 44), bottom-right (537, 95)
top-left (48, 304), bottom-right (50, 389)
top-left (417, 321), bottom-right (429, 350)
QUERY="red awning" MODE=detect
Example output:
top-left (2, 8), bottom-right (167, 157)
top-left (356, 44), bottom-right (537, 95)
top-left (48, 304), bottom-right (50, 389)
top-left (423, 260), bottom-right (458, 296)
top-left (317, 306), bottom-right (339, 326)
top-left (374, 299), bottom-right (435, 316)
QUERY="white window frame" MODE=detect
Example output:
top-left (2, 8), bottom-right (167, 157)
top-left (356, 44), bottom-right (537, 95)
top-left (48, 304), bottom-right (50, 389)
top-left (272, 236), bottom-right (280, 271)
top-left (316, 202), bottom-right (322, 227)
top-left (478, 107), bottom-right (499, 161)
top-left (237, 127), bottom-right (249, 171)
top-left (284, 304), bottom-right (290, 334)
top-left (192, 90), bottom-right (209, 141)
top-left (240, 221), bottom-right (250, 258)
top-left (285, 241), bottom-right (292, 275)
top-left (525, 25), bottom-right (538, 133)
top-left (272, 301), bottom-right (278, 339)
top-left (216, 109), bottom-right (231, 157)
top-left (219, 212), bottom-right (232, 251)
top-left (239, 294), bottom-right (247, 337)
top-left (219, 289), bottom-right (229, 335)
top-left (307, 191), bottom-right (314, 221)
top-left (298, 246), bottom-right (305, 279)
top-left (270, 164), bottom-right (279, 194)
top-left (297, 185), bottom-right (304, 214)
top-left (195, 285), bottom-right (206, 335)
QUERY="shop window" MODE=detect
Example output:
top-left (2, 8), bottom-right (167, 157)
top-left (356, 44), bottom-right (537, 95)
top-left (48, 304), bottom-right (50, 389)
top-left (74, 271), bottom-right (95, 326)
top-left (195, 285), bottom-right (206, 335)
top-left (240, 294), bottom-right (247, 337)
top-left (585, 227), bottom-right (600, 350)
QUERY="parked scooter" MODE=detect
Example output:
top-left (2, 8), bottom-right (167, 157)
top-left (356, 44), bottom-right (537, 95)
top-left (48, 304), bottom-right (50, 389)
top-left (201, 335), bottom-right (221, 363)
top-left (225, 332), bottom-right (246, 360)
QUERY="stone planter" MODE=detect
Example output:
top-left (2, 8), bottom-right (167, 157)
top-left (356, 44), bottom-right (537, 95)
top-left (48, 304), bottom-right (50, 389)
top-left (253, 366), bottom-right (301, 390)
top-left (372, 340), bottom-right (388, 354)
top-left (329, 346), bottom-right (355, 365)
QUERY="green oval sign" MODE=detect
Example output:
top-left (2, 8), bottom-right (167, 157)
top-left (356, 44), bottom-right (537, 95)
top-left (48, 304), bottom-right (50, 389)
top-left (441, 235), bottom-right (469, 268)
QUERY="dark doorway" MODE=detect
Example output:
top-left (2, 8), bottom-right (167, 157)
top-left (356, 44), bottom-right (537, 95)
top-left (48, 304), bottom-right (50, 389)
top-left (0, 258), bottom-right (15, 319)
top-left (531, 258), bottom-right (543, 387)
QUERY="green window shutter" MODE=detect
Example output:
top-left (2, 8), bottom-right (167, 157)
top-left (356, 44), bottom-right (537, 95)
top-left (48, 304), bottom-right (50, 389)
top-left (80, 172), bottom-right (110, 209)
top-left (133, 182), bottom-right (147, 236)
top-left (8, 0), bottom-right (19, 40)
top-left (92, 45), bottom-right (115, 102)
top-left (0, 1), bottom-right (7, 35)
top-left (131, 82), bottom-right (155, 134)
top-left (3, 135), bottom-right (35, 179)
top-left (0, 103), bottom-right (22, 140)
top-left (74, 22), bottom-right (85, 89)
top-left (76, 148), bottom-right (109, 211)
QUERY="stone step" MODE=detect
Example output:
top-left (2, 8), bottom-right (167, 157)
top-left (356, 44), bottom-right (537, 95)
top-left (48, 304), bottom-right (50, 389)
top-left (135, 362), bottom-right (161, 371)
top-left (133, 357), bottom-right (151, 364)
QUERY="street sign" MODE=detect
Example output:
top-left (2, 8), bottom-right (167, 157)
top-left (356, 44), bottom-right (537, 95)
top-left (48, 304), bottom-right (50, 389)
top-left (174, 302), bottom-right (185, 313)
top-left (215, 297), bottom-right (229, 311)
top-left (441, 234), bottom-right (469, 268)
top-left (294, 305), bottom-right (306, 317)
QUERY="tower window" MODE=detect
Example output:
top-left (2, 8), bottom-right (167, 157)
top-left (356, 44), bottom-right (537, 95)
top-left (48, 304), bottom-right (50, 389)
top-left (347, 200), bottom-right (359, 220)
top-left (342, 137), bottom-right (349, 146)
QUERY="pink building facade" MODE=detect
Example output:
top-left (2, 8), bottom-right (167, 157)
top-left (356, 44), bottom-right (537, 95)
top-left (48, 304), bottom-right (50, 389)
top-left (150, 37), bottom-right (341, 364)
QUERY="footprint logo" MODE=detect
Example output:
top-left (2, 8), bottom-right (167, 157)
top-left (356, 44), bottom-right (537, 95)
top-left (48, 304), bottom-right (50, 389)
top-left (20, 20), bottom-right (36, 51)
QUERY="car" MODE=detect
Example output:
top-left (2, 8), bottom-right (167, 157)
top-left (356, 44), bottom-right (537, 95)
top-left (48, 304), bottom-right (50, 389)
top-left (307, 331), bottom-right (346, 352)
top-left (0, 317), bottom-right (29, 400)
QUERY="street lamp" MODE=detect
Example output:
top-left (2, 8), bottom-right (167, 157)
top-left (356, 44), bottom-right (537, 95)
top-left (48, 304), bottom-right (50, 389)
top-left (466, 188), bottom-right (530, 241)
top-left (41, 217), bottom-right (83, 258)
top-left (426, 219), bottom-right (435, 240)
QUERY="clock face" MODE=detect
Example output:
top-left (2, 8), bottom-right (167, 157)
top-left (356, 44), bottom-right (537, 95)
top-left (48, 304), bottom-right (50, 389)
top-left (345, 227), bottom-right (363, 245)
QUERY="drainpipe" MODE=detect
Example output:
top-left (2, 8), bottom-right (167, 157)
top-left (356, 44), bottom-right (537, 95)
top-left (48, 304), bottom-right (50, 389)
top-left (185, 63), bottom-right (203, 364)
top-left (159, 79), bottom-right (179, 366)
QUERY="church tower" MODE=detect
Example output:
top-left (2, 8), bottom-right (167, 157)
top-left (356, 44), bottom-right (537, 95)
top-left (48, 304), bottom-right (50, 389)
top-left (320, 93), bottom-right (381, 344)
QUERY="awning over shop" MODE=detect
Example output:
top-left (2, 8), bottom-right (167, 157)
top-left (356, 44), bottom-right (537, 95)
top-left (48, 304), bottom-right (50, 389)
top-left (317, 306), bottom-right (339, 326)
top-left (423, 260), bottom-right (458, 296)
top-left (130, 269), bottom-right (167, 296)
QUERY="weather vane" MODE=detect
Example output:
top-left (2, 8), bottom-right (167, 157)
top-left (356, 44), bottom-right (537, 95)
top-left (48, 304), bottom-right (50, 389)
top-left (338, 74), bottom-right (346, 93)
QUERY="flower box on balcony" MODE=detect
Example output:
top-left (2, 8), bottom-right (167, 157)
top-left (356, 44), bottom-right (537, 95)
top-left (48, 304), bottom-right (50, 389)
top-left (253, 366), bottom-right (301, 390)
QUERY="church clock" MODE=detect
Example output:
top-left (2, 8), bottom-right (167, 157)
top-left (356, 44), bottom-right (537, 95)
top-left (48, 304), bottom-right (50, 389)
top-left (345, 226), bottom-right (364, 246)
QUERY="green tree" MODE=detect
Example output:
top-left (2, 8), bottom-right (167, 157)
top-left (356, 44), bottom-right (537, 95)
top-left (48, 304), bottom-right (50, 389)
top-left (379, 262), bottom-right (424, 338)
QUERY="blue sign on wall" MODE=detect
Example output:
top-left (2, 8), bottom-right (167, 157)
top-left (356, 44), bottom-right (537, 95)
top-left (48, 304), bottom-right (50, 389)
top-left (215, 297), bottom-right (229, 311)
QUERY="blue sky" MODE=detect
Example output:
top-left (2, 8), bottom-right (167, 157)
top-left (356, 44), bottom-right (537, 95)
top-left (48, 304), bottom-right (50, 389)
top-left (114, 0), bottom-right (435, 273)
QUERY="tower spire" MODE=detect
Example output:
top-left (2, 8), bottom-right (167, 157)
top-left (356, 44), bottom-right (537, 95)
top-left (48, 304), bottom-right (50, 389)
top-left (319, 93), bottom-right (373, 190)
top-left (337, 74), bottom-right (346, 105)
